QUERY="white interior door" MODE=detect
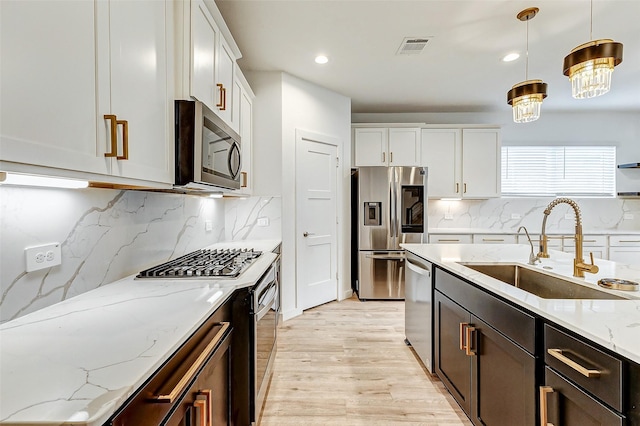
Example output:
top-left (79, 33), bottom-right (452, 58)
top-left (296, 130), bottom-right (338, 311)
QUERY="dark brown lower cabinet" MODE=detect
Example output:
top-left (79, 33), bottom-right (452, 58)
top-left (542, 367), bottom-right (623, 426)
top-left (434, 290), bottom-right (536, 426)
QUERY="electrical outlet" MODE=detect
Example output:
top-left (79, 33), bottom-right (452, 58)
top-left (624, 213), bottom-right (634, 220)
top-left (257, 217), bottom-right (269, 226)
top-left (205, 220), bottom-right (213, 231)
top-left (444, 214), bottom-right (454, 220)
top-left (511, 213), bottom-right (521, 220)
top-left (25, 243), bottom-right (61, 272)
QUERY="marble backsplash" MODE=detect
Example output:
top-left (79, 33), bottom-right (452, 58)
top-left (428, 197), bottom-right (640, 233)
top-left (1, 187), bottom-right (634, 323)
top-left (0, 188), bottom-right (283, 324)
top-left (0, 187), bottom-right (227, 323)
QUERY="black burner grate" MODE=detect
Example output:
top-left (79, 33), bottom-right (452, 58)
top-left (137, 248), bottom-right (262, 279)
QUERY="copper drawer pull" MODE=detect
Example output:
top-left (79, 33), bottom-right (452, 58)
top-left (539, 386), bottom-right (554, 426)
top-left (152, 322), bottom-right (230, 402)
top-left (116, 119), bottom-right (128, 160)
top-left (196, 389), bottom-right (212, 426)
top-left (547, 348), bottom-right (601, 378)
top-left (465, 326), bottom-right (476, 356)
top-left (104, 114), bottom-right (118, 157)
top-left (193, 398), bottom-right (207, 426)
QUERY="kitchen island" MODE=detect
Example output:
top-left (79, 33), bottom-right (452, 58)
top-left (0, 240), bottom-right (280, 426)
top-left (402, 243), bottom-right (640, 425)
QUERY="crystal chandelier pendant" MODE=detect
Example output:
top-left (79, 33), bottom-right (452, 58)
top-left (510, 81), bottom-right (546, 123)
top-left (564, 39), bottom-right (622, 99)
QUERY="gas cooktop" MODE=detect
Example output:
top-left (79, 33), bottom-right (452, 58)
top-left (136, 248), bottom-right (262, 279)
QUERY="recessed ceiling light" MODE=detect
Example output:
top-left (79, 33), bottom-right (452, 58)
top-left (502, 53), bottom-right (520, 62)
top-left (315, 55), bottom-right (329, 64)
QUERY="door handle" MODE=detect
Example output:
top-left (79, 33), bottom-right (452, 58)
top-left (547, 348), bottom-right (601, 378)
top-left (539, 386), bottom-right (555, 426)
top-left (303, 232), bottom-right (315, 237)
top-left (459, 322), bottom-right (469, 351)
top-left (116, 119), bottom-right (128, 160)
top-left (104, 114), bottom-right (118, 157)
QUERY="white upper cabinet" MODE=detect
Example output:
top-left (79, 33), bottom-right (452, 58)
top-left (0, 1), bottom-right (109, 176)
top-left (1, 0), bottom-right (173, 185)
top-left (235, 69), bottom-right (254, 196)
top-left (99, 0), bottom-right (173, 184)
top-left (354, 127), bottom-right (420, 166)
top-left (189, 0), bottom-right (237, 127)
top-left (421, 128), bottom-right (501, 199)
top-left (190, 0), bottom-right (218, 112)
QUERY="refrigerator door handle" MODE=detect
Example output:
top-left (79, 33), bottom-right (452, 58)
top-left (366, 254), bottom-right (405, 261)
top-left (389, 179), bottom-right (396, 238)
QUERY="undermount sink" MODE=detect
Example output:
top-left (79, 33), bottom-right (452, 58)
top-left (460, 263), bottom-right (624, 300)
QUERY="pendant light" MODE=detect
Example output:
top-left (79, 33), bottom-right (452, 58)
top-left (507, 8), bottom-right (548, 124)
top-left (563, 0), bottom-right (623, 99)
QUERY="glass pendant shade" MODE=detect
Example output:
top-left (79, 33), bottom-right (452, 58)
top-left (508, 80), bottom-right (548, 123)
top-left (563, 39), bottom-right (623, 99)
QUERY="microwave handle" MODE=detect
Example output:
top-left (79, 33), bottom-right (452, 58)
top-left (228, 142), bottom-right (241, 179)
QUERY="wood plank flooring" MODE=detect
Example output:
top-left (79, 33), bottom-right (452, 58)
top-left (259, 295), bottom-right (472, 425)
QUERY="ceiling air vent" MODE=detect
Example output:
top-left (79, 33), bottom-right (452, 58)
top-left (396, 37), bottom-right (431, 55)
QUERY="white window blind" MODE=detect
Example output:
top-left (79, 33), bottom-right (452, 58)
top-left (501, 146), bottom-right (616, 197)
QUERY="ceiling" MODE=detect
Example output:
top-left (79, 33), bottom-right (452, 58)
top-left (215, 0), bottom-right (640, 114)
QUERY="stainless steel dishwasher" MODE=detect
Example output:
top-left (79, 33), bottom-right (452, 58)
top-left (404, 252), bottom-right (434, 373)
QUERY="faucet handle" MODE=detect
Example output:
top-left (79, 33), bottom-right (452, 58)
top-left (577, 252), bottom-right (599, 275)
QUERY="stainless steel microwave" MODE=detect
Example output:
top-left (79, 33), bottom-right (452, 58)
top-left (175, 100), bottom-right (241, 191)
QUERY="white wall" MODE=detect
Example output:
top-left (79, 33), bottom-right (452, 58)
top-left (352, 110), bottom-right (640, 192)
top-left (248, 71), bottom-right (352, 321)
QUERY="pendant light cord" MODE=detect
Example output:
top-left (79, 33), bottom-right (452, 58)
top-left (590, 0), bottom-right (593, 40)
top-left (525, 18), bottom-right (529, 80)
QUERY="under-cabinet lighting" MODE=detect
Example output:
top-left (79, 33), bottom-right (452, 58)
top-left (440, 198), bottom-right (462, 201)
top-left (0, 172), bottom-right (88, 189)
top-left (502, 53), bottom-right (520, 62)
top-left (315, 55), bottom-right (329, 64)
top-left (208, 193), bottom-right (223, 199)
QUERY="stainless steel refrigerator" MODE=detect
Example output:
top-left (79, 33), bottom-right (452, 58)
top-left (357, 166), bottom-right (427, 300)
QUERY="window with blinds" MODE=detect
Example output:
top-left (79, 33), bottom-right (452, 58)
top-left (501, 146), bottom-right (616, 197)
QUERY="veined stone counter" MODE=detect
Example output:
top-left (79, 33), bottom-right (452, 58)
top-left (0, 239), bottom-right (280, 426)
top-left (401, 243), bottom-right (640, 364)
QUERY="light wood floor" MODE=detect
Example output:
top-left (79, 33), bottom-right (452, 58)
top-left (259, 295), bottom-right (472, 426)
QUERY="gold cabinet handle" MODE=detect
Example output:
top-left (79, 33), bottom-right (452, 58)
top-left (547, 348), bottom-right (601, 378)
top-left (195, 389), bottom-right (212, 426)
top-left (193, 398), bottom-right (207, 426)
top-left (152, 322), bottom-right (230, 402)
top-left (482, 238), bottom-right (505, 242)
top-left (539, 386), bottom-right (554, 426)
top-left (382, 152), bottom-right (386, 163)
top-left (104, 114), bottom-right (118, 157)
top-left (116, 119), bottom-right (128, 160)
top-left (390, 152), bottom-right (393, 163)
top-left (459, 322), bottom-right (469, 350)
top-left (455, 183), bottom-right (459, 193)
top-left (438, 239), bottom-right (460, 242)
top-left (221, 86), bottom-right (227, 111)
top-left (464, 183), bottom-right (467, 193)
top-left (241, 171), bottom-right (248, 188)
top-left (465, 326), bottom-right (476, 356)
top-left (619, 240), bottom-right (640, 243)
top-left (216, 83), bottom-right (224, 108)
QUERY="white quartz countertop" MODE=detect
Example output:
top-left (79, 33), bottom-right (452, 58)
top-left (401, 243), bottom-right (640, 365)
top-left (0, 239), bottom-right (280, 426)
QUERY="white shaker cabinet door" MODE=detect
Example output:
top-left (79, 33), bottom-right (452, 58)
top-left (354, 128), bottom-right (388, 166)
top-left (0, 0), bottom-right (109, 175)
top-left (421, 129), bottom-right (461, 198)
top-left (388, 128), bottom-right (420, 166)
top-left (102, 0), bottom-right (173, 184)
top-left (461, 129), bottom-right (501, 198)
top-left (190, 0), bottom-right (218, 111)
